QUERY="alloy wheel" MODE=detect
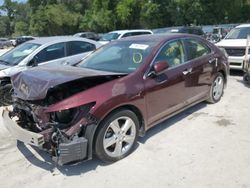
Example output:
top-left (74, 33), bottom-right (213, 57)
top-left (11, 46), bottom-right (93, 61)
top-left (103, 116), bottom-right (136, 158)
top-left (212, 76), bottom-right (224, 101)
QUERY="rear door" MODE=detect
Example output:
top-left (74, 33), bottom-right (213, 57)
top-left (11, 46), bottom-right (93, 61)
top-left (182, 38), bottom-right (215, 104)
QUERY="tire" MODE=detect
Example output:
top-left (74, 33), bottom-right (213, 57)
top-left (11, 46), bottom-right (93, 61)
top-left (1, 84), bottom-right (13, 106)
top-left (243, 73), bottom-right (250, 85)
top-left (207, 72), bottom-right (225, 104)
top-left (95, 109), bottom-right (139, 163)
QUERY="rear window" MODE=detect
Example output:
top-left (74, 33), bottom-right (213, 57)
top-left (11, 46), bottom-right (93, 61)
top-left (185, 39), bottom-right (211, 60)
top-left (67, 41), bottom-right (96, 56)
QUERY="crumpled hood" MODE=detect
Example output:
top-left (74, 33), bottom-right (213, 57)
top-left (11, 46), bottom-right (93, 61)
top-left (12, 65), bottom-right (125, 100)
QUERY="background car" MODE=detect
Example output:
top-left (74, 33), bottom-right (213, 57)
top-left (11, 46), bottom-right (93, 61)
top-left (9, 38), bottom-right (17, 46)
top-left (168, 26), bottom-right (205, 37)
top-left (0, 38), bottom-right (12, 49)
top-left (74, 32), bottom-right (100, 41)
top-left (3, 34), bottom-right (229, 165)
top-left (99, 29), bottom-right (153, 44)
top-left (216, 24), bottom-right (250, 70)
top-left (14, 36), bottom-right (35, 46)
top-left (0, 36), bottom-right (102, 106)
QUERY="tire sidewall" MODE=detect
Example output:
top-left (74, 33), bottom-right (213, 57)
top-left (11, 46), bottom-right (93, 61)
top-left (95, 109), bottom-right (139, 163)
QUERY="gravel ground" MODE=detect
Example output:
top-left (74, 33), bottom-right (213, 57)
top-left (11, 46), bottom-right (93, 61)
top-left (0, 48), bottom-right (11, 56)
top-left (0, 67), bottom-right (249, 187)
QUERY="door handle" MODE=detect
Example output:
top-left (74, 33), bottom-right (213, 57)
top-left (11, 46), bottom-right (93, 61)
top-left (209, 58), bottom-right (218, 66)
top-left (182, 68), bottom-right (192, 75)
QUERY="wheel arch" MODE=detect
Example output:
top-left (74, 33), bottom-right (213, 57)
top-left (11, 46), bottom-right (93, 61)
top-left (88, 104), bottom-right (145, 157)
top-left (218, 69), bottom-right (227, 86)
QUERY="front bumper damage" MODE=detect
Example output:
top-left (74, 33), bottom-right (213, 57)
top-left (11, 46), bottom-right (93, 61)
top-left (2, 108), bottom-right (96, 165)
top-left (2, 108), bottom-right (45, 147)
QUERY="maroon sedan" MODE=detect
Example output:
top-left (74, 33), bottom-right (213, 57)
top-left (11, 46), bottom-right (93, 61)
top-left (3, 34), bottom-right (229, 165)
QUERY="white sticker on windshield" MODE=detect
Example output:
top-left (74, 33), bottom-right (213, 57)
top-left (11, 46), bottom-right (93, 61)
top-left (129, 44), bottom-right (149, 50)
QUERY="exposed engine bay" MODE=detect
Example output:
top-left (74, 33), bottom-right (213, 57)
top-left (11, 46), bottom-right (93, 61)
top-left (7, 74), bottom-right (125, 165)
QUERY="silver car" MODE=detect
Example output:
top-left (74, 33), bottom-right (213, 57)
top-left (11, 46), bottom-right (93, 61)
top-left (0, 38), bottom-right (12, 49)
top-left (0, 36), bottom-right (102, 106)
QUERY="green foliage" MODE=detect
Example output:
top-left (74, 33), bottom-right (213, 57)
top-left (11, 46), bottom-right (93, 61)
top-left (0, 16), bottom-right (9, 36)
top-left (0, 0), bottom-right (249, 37)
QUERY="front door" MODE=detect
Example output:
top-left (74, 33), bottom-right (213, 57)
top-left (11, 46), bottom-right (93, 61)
top-left (144, 39), bottom-right (193, 127)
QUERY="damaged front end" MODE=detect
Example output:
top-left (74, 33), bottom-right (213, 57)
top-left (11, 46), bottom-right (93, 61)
top-left (3, 66), bottom-right (126, 165)
top-left (3, 99), bottom-right (98, 165)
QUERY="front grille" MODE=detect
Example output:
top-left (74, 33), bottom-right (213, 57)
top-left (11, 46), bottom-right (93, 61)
top-left (225, 48), bottom-right (246, 56)
top-left (230, 62), bottom-right (242, 66)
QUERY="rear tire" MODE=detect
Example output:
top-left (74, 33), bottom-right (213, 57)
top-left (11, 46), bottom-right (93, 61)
top-left (95, 109), bottom-right (139, 163)
top-left (243, 73), bottom-right (250, 85)
top-left (207, 72), bottom-right (225, 104)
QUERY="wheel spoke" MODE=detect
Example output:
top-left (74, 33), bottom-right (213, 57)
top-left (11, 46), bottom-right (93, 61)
top-left (113, 141), bottom-right (122, 156)
top-left (109, 120), bottom-right (120, 134)
top-left (104, 136), bottom-right (117, 148)
top-left (121, 118), bottom-right (133, 133)
top-left (123, 134), bottom-right (135, 144)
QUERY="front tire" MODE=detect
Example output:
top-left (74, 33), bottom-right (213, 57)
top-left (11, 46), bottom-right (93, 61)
top-left (207, 72), bottom-right (225, 104)
top-left (95, 109), bottom-right (139, 163)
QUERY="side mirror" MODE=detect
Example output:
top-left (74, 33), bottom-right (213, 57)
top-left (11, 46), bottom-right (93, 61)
top-left (154, 61), bottom-right (169, 74)
top-left (28, 56), bottom-right (39, 67)
top-left (147, 61), bottom-right (169, 78)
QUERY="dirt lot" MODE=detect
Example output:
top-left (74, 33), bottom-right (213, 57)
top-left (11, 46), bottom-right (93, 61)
top-left (0, 71), bottom-right (250, 188)
top-left (0, 48), bottom-right (11, 56)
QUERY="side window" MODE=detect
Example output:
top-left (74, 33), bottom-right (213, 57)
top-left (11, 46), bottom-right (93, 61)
top-left (80, 34), bottom-right (87, 38)
top-left (35, 42), bottom-right (65, 63)
top-left (122, 32), bottom-right (133, 38)
top-left (154, 40), bottom-right (185, 68)
top-left (67, 41), bottom-right (96, 56)
top-left (185, 39), bottom-right (211, 61)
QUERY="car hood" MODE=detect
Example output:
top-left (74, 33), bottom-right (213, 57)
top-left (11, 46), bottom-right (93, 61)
top-left (0, 64), bottom-right (12, 71)
top-left (0, 65), bottom-right (27, 78)
top-left (12, 65), bottom-right (126, 100)
top-left (216, 39), bottom-right (249, 48)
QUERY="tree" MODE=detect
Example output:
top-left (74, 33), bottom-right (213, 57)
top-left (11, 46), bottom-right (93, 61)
top-left (29, 4), bottom-right (81, 36)
top-left (0, 16), bottom-right (9, 37)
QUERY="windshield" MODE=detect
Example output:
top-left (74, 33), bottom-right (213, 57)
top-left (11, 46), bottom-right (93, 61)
top-left (225, 27), bottom-right (250, 39)
top-left (0, 43), bottom-right (40, 66)
top-left (77, 40), bottom-right (158, 73)
top-left (100, 33), bottom-right (120, 41)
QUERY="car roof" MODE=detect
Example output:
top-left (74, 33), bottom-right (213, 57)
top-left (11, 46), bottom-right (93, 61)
top-left (118, 33), bottom-right (199, 43)
top-left (25, 36), bottom-right (100, 45)
top-left (109, 29), bottom-right (153, 34)
top-left (236, 24), bottom-right (250, 28)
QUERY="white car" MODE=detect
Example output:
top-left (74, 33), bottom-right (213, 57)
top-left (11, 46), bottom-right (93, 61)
top-left (0, 36), bottom-right (102, 106)
top-left (99, 29), bottom-right (153, 44)
top-left (216, 24), bottom-right (250, 70)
